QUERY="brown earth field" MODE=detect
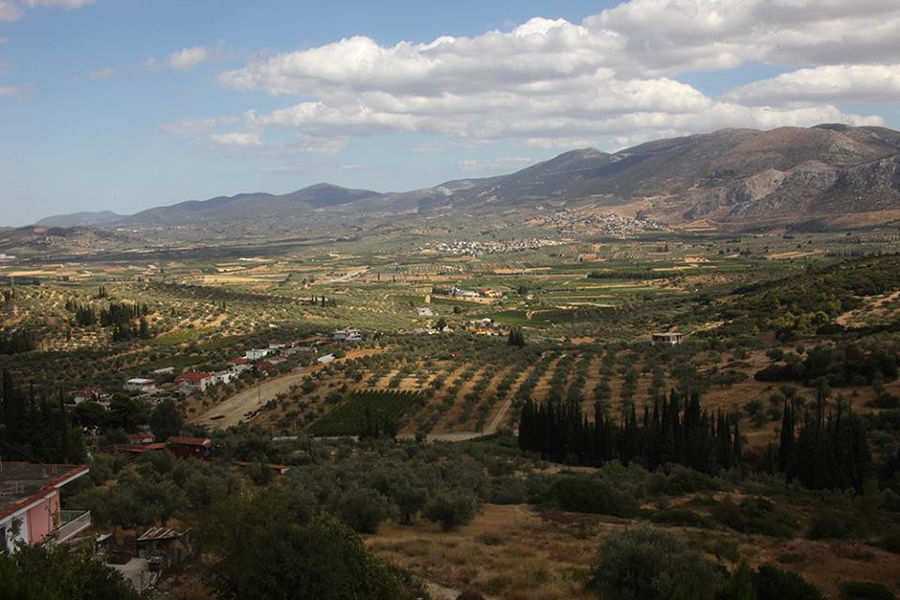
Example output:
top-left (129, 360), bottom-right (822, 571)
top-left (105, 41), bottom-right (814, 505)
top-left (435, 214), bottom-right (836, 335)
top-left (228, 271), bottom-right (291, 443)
top-left (366, 503), bottom-right (900, 600)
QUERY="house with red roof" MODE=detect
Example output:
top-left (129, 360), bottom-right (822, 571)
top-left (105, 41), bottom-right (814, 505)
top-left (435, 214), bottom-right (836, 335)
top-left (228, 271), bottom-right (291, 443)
top-left (174, 371), bottom-right (212, 394)
top-left (72, 386), bottom-right (106, 405)
top-left (166, 437), bottom-right (215, 460)
top-left (0, 462), bottom-right (91, 552)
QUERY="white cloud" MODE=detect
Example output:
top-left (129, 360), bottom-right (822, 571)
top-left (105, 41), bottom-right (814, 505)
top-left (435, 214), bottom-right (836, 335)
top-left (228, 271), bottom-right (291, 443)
top-left (728, 64), bottom-right (900, 105)
top-left (145, 45), bottom-right (220, 71)
top-left (203, 1), bottom-right (898, 155)
top-left (261, 161), bottom-right (366, 175)
top-left (0, 1), bottom-right (23, 21)
top-left (158, 116), bottom-right (238, 137)
top-left (209, 131), bottom-right (263, 148)
top-left (166, 46), bottom-right (211, 70)
top-left (22, 0), bottom-right (93, 7)
top-left (458, 157), bottom-right (537, 172)
top-left (0, 84), bottom-right (30, 96)
top-left (88, 66), bottom-right (118, 80)
top-left (1, 0), bottom-right (92, 21)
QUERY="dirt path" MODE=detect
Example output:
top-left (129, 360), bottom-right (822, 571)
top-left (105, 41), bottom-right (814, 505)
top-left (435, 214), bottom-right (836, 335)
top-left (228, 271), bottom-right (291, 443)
top-left (193, 349), bottom-right (378, 430)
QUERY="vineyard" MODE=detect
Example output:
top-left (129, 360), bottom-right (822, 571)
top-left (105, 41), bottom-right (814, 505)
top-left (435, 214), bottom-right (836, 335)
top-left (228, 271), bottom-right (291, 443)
top-left (308, 389), bottom-right (423, 436)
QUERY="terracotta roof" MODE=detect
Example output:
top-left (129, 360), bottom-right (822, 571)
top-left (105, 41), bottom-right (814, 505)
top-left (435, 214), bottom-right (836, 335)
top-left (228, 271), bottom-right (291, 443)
top-left (75, 386), bottom-right (104, 397)
top-left (0, 463), bottom-right (89, 521)
top-left (227, 357), bottom-right (248, 365)
top-left (166, 437), bottom-right (211, 447)
top-left (107, 443), bottom-right (167, 454)
top-left (174, 371), bottom-right (211, 383)
top-left (137, 526), bottom-right (187, 541)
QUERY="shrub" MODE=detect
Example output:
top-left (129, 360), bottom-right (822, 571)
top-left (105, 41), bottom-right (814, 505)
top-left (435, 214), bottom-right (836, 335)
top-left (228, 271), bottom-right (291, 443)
top-left (712, 497), bottom-right (794, 537)
top-left (650, 508), bottom-right (712, 528)
top-left (839, 581), bottom-right (896, 600)
top-left (806, 513), bottom-right (859, 540)
top-left (542, 476), bottom-right (638, 517)
top-left (338, 488), bottom-right (393, 534)
top-left (424, 493), bottom-right (479, 530)
top-left (753, 565), bottom-right (824, 600)
top-left (590, 526), bottom-right (721, 600)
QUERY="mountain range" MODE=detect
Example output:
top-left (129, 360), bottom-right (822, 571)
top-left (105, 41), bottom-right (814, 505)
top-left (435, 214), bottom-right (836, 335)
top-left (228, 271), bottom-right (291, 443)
top-left (36, 124), bottom-right (900, 232)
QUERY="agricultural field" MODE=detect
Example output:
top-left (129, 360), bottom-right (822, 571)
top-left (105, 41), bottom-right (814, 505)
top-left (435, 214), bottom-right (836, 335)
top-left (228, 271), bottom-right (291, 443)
top-left (2, 227), bottom-right (900, 599)
top-left (308, 390), bottom-right (423, 436)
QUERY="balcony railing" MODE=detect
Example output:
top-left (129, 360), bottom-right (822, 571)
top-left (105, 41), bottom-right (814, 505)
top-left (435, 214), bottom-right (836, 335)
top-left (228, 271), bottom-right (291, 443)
top-left (54, 510), bottom-right (91, 543)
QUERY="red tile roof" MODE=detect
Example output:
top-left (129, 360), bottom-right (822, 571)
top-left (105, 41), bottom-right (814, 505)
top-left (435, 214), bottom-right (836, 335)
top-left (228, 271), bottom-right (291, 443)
top-left (0, 463), bottom-right (90, 521)
top-left (166, 437), bottom-right (211, 447)
top-left (174, 371), bottom-right (211, 383)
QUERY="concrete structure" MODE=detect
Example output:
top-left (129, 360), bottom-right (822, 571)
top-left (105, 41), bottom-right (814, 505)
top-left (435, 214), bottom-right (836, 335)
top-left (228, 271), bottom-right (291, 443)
top-left (317, 353), bottom-right (335, 364)
top-left (332, 328), bottom-right (362, 341)
top-left (651, 332), bottom-right (684, 345)
top-left (211, 371), bottom-right (234, 385)
top-left (244, 348), bottom-right (270, 361)
top-left (124, 378), bottom-right (156, 394)
top-left (72, 386), bottom-right (105, 405)
top-left (0, 463), bottom-right (91, 552)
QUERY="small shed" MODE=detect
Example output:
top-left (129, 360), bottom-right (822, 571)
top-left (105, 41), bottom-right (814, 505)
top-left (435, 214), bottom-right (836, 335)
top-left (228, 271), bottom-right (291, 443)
top-left (651, 332), bottom-right (684, 345)
top-left (136, 526), bottom-right (192, 570)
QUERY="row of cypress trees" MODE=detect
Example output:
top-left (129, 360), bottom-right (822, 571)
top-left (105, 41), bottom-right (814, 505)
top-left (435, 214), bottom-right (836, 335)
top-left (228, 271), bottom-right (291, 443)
top-left (518, 390), bottom-right (741, 473)
top-left (0, 370), bottom-right (85, 464)
top-left (778, 396), bottom-right (873, 493)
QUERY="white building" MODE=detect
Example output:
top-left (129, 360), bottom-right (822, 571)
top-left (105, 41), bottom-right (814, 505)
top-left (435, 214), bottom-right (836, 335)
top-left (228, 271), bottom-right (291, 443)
top-left (332, 329), bottom-right (362, 341)
top-left (244, 348), bottom-right (271, 361)
top-left (651, 332), bottom-right (684, 345)
top-left (124, 378), bottom-right (156, 394)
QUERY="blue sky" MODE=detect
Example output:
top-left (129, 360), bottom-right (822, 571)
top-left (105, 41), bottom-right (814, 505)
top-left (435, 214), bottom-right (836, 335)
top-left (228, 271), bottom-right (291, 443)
top-left (1, 0), bottom-right (899, 225)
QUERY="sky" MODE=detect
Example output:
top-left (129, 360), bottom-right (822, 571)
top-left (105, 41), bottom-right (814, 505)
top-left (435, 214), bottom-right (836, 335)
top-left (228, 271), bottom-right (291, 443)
top-left (1, 0), bottom-right (899, 226)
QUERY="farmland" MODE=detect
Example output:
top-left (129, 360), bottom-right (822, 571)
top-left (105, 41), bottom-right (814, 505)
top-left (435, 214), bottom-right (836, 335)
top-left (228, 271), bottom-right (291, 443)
top-left (308, 390), bottom-right (423, 436)
top-left (2, 226), bottom-right (900, 599)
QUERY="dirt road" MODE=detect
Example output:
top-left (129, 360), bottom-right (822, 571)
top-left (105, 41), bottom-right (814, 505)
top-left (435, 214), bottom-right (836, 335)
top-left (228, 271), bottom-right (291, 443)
top-left (193, 370), bottom-right (309, 430)
top-left (193, 349), bottom-right (379, 430)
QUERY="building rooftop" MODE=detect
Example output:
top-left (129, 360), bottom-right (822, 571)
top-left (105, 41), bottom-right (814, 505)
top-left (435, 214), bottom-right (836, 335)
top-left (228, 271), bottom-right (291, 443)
top-left (136, 526), bottom-right (187, 542)
top-left (0, 463), bottom-right (89, 520)
top-left (174, 371), bottom-right (211, 383)
top-left (166, 437), bottom-right (211, 447)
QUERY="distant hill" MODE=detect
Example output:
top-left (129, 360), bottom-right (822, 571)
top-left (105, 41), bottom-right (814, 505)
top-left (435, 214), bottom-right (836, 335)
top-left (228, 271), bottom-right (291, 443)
top-left (35, 124), bottom-right (900, 232)
top-left (37, 210), bottom-right (123, 227)
top-left (441, 124), bottom-right (900, 227)
top-left (119, 183), bottom-right (384, 226)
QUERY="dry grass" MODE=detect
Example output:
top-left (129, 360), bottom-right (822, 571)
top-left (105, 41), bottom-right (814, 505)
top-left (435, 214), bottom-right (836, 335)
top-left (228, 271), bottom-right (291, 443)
top-left (368, 503), bottom-right (900, 599)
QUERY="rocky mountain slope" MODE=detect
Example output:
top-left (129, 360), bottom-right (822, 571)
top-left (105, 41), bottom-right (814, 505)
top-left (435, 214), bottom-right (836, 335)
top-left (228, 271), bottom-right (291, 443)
top-left (36, 124), bottom-right (900, 232)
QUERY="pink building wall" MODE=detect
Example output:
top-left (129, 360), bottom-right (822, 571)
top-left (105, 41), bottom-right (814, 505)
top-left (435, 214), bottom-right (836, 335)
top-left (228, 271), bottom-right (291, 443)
top-left (25, 491), bottom-right (59, 545)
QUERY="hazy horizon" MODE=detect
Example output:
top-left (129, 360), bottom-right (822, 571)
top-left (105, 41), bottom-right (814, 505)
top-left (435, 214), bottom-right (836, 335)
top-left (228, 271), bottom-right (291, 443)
top-left (2, 0), bottom-right (899, 226)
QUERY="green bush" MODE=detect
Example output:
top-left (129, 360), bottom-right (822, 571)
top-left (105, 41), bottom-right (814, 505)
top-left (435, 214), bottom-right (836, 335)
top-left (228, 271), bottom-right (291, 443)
top-left (753, 565), bottom-right (824, 600)
top-left (839, 581), bottom-right (896, 600)
top-left (338, 488), bottom-right (393, 534)
top-left (424, 493), bottom-right (479, 531)
top-left (541, 476), bottom-right (638, 517)
top-left (650, 508), bottom-right (713, 528)
top-left (590, 526), bottom-right (721, 600)
top-left (712, 497), bottom-right (795, 537)
top-left (806, 513), bottom-right (860, 540)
